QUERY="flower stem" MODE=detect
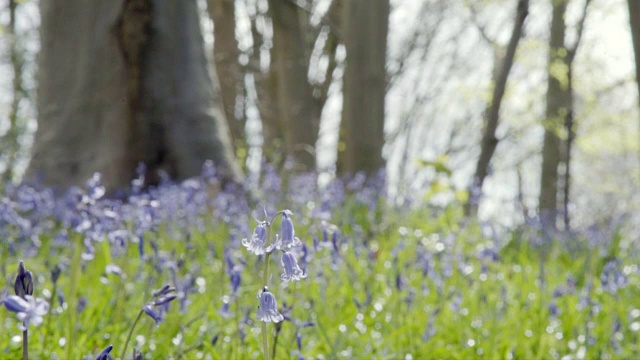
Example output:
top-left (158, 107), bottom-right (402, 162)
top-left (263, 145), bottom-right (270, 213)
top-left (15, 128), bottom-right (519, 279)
top-left (262, 321), bottom-right (270, 360)
top-left (121, 309), bottom-right (144, 360)
top-left (41, 281), bottom-right (58, 353)
top-left (22, 328), bottom-right (27, 360)
top-left (66, 236), bottom-right (82, 360)
top-left (262, 251), bottom-right (272, 360)
top-left (263, 253), bottom-right (271, 287)
top-left (271, 326), bottom-right (280, 360)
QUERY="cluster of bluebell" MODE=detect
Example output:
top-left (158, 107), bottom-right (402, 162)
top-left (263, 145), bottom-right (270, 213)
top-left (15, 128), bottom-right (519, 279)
top-left (0, 159), bottom-right (390, 358)
top-left (242, 209), bottom-right (307, 360)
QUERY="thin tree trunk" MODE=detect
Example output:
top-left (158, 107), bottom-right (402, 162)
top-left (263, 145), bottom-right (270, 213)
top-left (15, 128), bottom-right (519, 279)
top-left (628, 0), bottom-right (640, 162)
top-left (246, 9), bottom-right (284, 167)
top-left (339, 0), bottom-right (389, 176)
top-left (464, 0), bottom-right (529, 217)
top-left (209, 0), bottom-right (245, 155)
top-left (559, 0), bottom-right (590, 230)
top-left (562, 66), bottom-right (574, 230)
top-left (269, 0), bottom-right (321, 171)
top-left (540, 0), bottom-right (590, 230)
top-left (539, 0), bottom-right (569, 229)
top-left (29, 0), bottom-right (240, 191)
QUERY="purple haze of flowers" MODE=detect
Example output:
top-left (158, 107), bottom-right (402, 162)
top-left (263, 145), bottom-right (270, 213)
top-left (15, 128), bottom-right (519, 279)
top-left (601, 259), bottom-right (627, 294)
top-left (256, 287), bottom-right (284, 323)
top-left (4, 295), bottom-right (49, 330)
top-left (281, 251), bottom-right (307, 282)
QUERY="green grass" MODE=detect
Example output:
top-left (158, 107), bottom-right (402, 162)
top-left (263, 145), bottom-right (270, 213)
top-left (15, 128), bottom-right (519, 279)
top-left (0, 202), bottom-right (638, 359)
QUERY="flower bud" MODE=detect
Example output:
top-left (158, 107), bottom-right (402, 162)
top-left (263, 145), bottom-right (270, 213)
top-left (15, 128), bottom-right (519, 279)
top-left (14, 261), bottom-right (33, 298)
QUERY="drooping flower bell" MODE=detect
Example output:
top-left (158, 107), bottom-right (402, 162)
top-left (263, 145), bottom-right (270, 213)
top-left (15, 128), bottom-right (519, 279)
top-left (143, 285), bottom-right (177, 327)
top-left (242, 222), bottom-right (273, 255)
top-left (4, 295), bottom-right (49, 330)
top-left (280, 251), bottom-right (307, 283)
top-left (278, 211), bottom-right (301, 249)
top-left (256, 287), bottom-right (284, 323)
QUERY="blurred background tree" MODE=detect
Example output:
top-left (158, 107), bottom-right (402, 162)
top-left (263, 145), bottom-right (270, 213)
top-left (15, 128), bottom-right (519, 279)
top-left (27, 0), bottom-right (241, 191)
top-left (0, 0), bottom-right (638, 228)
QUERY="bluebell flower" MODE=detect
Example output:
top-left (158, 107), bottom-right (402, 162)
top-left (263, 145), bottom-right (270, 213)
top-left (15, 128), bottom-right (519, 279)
top-left (278, 211), bottom-right (301, 249)
top-left (96, 344), bottom-right (113, 360)
top-left (14, 261), bottom-right (33, 298)
top-left (201, 160), bottom-right (217, 184)
top-left (153, 294), bottom-right (177, 306)
top-left (281, 251), bottom-right (307, 282)
top-left (242, 222), bottom-right (273, 255)
top-left (83, 173), bottom-right (106, 204)
top-left (152, 284), bottom-right (176, 297)
top-left (256, 287), bottom-right (284, 323)
top-left (51, 265), bottom-right (62, 284)
top-left (296, 331), bottom-right (303, 354)
top-left (133, 348), bottom-right (143, 360)
top-left (78, 296), bottom-right (88, 313)
top-left (142, 304), bottom-right (164, 327)
top-left (143, 285), bottom-right (177, 326)
top-left (219, 298), bottom-right (231, 318)
top-left (4, 295), bottom-right (49, 330)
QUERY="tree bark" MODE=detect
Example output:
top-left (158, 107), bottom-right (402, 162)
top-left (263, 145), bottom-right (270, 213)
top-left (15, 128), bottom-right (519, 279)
top-left (539, 0), bottom-right (590, 229)
top-left (339, 0), bottom-right (389, 176)
top-left (560, 0), bottom-right (590, 230)
top-left (29, 0), bottom-right (240, 191)
top-left (269, 0), bottom-right (321, 171)
top-left (464, 0), bottom-right (529, 217)
top-left (628, 0), bottom-right (640, 160)
top-left (244, 11), bottom-right (283, 165)
top-left (3, 0), bottom-right (22, 183)
top-left (209, 0), bottom-right (245, 155)
top-left (539, 0), bottom-right (569, 229)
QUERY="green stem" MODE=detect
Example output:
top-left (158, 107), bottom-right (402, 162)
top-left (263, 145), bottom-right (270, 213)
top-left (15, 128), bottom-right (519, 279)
top-left (271, 327), bottom-right (280, 360)
top-left (262, 251), bottom-right (272, 360)
top-left (66, 236), bottom-right (82, 360)
top-left (262, 322), bottom-right (270, 360)
top-left (121, 309), bottom-right (144, 360)
top-left (22, 328), bottom-right (27, 360)
top-left (263, 253), bottom-right (271, 287)
top-left (234, 296), bottom-right (243, 359)
top-left (41, 281), bottom-right (58, 352)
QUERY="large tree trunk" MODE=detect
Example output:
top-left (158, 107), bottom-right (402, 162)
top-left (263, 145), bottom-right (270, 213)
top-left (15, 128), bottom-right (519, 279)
top-left (339, 0), bottom-right (389, 176)
top-left (29, 0), bottom-right (240, 191)
top-left (539, 0), bottom-right (569, 229)
top-left (465, 0), bottom-right (529, 217)
top-left (268, 0), bottom-right (321, 171)
top-left (209, 0), bottom-right (245, 155)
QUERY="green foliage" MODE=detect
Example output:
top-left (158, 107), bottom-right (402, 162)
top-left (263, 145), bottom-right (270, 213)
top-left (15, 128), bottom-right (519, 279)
top-left (0, 202), bottom-right (638, 359)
